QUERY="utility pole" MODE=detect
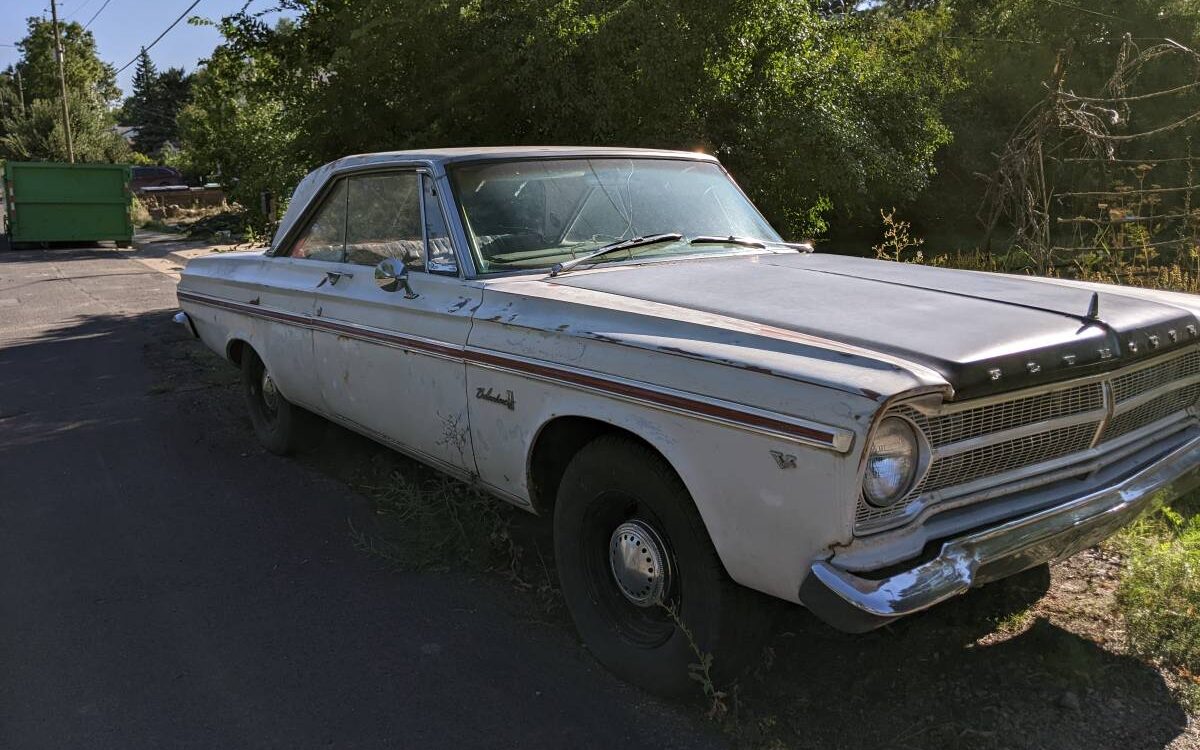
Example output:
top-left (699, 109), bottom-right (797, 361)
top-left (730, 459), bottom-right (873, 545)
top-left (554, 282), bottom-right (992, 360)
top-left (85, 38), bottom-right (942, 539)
top-left (15, 68), bottom-right (25, 116)
top-left (49, 0), bottom-right (75, 163)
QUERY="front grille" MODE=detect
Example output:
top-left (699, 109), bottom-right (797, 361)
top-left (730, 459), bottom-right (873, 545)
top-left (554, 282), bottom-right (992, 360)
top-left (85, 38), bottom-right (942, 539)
top-left (856, 348), bottom-right (1200, 532)
top-left (1111, 352), bottom-right (1200, 402)
top-left (1103, 383), bottom-right (1200, 442)
top-left (920, 423), bottom-right (1098, 493)
top-left (893, 384), bottom-right (1103, 447)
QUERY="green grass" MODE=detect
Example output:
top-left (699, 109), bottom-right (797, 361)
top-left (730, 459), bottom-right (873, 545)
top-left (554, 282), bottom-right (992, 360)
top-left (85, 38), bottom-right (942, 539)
top-left (1115, 499), bottom-right (1200, 676)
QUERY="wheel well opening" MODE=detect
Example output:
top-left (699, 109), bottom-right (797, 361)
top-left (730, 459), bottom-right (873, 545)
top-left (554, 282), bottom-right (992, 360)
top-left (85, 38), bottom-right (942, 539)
top-left (226, 339), bottom-right (247, 366)
top-left (527, 416), bottom-right (664, 516)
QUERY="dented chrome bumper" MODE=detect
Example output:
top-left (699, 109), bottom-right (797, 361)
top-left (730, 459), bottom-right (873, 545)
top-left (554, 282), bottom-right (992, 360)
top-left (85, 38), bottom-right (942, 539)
top-left (800, 435), bottom-right (1200, 633)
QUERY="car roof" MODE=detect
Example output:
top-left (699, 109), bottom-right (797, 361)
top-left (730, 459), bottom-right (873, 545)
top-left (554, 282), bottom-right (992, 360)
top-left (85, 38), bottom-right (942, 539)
top-left (329, 146), bottom-right (719, 168)
top-left (272, 146), bottom-right (722, 251)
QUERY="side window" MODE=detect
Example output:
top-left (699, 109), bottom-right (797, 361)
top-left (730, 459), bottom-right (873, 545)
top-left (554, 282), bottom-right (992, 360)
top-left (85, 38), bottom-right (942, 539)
top-left (423, 175), bottom-right (458, 274)
top-left (290, 179), bottom-right (348, 262)
top-left (345, 172), bottom-right (424, 270)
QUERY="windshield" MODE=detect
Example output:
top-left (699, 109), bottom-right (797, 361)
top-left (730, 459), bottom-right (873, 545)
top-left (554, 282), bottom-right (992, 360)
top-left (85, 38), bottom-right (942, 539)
top-left (448, 158), bottom-right (782, 273)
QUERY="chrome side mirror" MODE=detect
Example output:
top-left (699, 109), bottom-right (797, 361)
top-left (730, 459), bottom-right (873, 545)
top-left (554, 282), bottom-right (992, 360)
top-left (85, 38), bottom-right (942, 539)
top-left (375, 257), bottom-right (418, 298)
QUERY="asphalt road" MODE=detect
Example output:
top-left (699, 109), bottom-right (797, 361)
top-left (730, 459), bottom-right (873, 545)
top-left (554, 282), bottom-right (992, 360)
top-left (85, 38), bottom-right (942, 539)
top-left (0, 245), bottom-right (722, 749)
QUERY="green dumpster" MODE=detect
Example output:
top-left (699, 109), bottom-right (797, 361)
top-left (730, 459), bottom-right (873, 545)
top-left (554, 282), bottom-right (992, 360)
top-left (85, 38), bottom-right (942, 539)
top-left (2, 161), bottom-right (133, 248)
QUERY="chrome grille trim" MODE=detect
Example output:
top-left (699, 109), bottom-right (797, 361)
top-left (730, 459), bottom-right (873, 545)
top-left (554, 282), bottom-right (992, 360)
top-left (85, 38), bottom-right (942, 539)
top-left (930, 409), bottom-right (1108, 459)
top-left (856, 348), bottom-right (1200, 533)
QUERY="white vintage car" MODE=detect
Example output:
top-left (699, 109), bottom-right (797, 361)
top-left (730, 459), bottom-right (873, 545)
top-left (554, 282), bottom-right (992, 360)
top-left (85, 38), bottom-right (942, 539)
top-left (177, 147), bottom-right (1200, 693)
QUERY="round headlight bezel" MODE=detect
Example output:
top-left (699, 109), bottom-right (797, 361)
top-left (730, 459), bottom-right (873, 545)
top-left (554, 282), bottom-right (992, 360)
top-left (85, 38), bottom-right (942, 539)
top-left (862, 415), bottom-right (927, 508)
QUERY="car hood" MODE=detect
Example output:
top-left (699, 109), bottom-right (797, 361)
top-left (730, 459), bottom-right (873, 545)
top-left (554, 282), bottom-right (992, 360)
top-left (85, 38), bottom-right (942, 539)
top-left (547, 252), bottom-right (1200, 399)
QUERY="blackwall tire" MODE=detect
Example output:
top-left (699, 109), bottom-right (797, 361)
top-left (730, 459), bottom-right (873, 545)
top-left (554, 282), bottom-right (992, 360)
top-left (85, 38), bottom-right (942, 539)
top-left (241, 349), bottom-right (323, 455)
top-left (553, 434), bottom-right (771, 695)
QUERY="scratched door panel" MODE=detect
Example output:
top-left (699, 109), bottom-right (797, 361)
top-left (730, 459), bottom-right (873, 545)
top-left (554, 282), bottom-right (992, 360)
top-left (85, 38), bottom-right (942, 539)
top-left (311, 268), bottom-right (482, 474)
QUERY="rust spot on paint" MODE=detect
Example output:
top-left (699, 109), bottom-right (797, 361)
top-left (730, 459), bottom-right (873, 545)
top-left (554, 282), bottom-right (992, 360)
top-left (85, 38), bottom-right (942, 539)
top-left (739, 363), bottom-right (774, 376)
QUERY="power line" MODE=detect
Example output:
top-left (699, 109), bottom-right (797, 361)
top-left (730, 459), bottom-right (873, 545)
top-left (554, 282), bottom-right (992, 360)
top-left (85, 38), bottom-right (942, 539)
top-left (113, 0), bottom-right (203, 75)
top-left (68, 0), bottom-right (99, 20)
top-left (84, 0), bottom-right (115, 29)
top-left (1043, 0), bottom-right (1128, 22)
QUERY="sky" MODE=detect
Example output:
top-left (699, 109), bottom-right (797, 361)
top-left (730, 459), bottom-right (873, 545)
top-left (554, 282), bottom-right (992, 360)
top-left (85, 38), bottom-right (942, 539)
top-left (0, 0), bottom-right (294, 98)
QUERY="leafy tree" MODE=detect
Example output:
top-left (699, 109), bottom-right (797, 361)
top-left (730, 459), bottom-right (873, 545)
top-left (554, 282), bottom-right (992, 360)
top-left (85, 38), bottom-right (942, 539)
top-left (180, 1), bottom-right (958, 234)
top-left (1, 96), bottom-right (130, 162)
top-left (0, 17), bottom-right (127, 163)
top-left (175, 19), bottom-right (304, 213)
top-left (11, 17), bottom-right (119, 108)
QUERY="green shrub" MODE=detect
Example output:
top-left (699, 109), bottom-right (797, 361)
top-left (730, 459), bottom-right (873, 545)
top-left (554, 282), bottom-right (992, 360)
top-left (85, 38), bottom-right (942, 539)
top-left (130, 196), bottom-right (151, 227)
top-left (1116, 506), bottom-right (1200, 674)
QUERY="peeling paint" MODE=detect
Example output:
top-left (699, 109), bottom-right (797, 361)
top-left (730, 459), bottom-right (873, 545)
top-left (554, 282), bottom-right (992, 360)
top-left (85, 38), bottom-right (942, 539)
top-left (435, 410), bottom-right (470, 464)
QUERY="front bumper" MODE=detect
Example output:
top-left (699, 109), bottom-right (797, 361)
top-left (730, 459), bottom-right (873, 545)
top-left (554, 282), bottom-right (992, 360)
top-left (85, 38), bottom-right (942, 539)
top-left (800, 435), bottom-right (1200, 633)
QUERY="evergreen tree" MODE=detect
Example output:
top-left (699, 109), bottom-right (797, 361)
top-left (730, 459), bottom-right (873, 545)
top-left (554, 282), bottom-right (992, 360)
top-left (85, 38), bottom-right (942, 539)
top-left (122, 50), bottom-right (192, 155)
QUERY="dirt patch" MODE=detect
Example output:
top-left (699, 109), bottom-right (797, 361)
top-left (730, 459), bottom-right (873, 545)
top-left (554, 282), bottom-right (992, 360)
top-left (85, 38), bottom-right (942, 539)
top-left (724, 558), bottom-right (1197, 750)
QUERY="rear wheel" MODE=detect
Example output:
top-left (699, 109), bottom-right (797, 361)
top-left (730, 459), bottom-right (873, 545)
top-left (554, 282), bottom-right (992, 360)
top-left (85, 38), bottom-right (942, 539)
top-left (241, 349), bottom-right (323, 455)
top-left (554, 435), bottom-right (771, 695)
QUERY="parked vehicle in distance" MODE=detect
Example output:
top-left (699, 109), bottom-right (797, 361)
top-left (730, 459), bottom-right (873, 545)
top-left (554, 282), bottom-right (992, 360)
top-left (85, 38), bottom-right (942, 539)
top-left (175, 147), bottom-right (1200, 694)
top-left (131, 165), bottom-right (186, 192)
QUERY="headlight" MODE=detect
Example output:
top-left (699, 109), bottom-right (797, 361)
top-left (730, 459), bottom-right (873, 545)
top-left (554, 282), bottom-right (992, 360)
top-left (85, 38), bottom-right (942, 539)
top-left (863, 416), bottom-right (921, 507)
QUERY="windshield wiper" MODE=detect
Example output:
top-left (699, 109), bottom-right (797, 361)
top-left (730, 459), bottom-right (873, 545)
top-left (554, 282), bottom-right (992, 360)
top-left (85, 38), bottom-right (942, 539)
top-left (549, 233), bottom-right (684, 277)
top-left (688, 235), bottom-right (767, 249)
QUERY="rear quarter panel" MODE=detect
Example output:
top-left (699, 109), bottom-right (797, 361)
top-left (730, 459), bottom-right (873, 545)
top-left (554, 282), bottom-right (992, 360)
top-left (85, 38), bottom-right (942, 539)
top-left (178, 252), bottom-right (323, 409)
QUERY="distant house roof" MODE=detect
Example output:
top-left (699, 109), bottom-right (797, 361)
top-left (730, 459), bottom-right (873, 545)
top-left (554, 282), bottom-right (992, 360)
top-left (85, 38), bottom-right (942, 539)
top-left (113, 125), bottom-right (139, 143)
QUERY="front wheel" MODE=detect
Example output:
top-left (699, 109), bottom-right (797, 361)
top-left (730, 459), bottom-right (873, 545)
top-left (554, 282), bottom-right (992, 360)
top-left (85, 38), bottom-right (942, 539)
top-left (241, 349), bottom-right (323, 455)
top-left (553, 435), bottom-right (771, 695)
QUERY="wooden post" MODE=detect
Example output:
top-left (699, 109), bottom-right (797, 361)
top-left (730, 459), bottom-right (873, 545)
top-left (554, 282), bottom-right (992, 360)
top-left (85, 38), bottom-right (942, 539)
top-left (49, 0), bottom-right (75, 163)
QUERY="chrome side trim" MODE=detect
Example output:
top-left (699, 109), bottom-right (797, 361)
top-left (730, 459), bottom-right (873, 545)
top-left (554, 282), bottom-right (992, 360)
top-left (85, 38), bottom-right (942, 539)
top-left (803, 433), bottom-right (1200, 632)
top-left (467, 350), bottom-right (853, 452)
top-left (177, 289), bottom-right (854, 452)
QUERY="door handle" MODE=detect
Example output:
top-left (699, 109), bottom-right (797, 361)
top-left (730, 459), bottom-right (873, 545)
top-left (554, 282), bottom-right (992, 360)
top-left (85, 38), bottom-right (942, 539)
top-left (317, 271), bottom-right (353, 288)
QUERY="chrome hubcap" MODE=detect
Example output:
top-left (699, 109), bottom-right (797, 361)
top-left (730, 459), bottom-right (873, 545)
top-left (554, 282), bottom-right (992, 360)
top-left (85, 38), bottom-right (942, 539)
top-left (260, 370), bottom-right (279, 412)
top-left (609, 520), bottom-right (670, 607)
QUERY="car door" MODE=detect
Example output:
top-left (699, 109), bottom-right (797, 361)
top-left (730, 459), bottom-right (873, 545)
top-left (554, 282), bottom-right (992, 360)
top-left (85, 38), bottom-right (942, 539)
top-left (311, 169), bottom-right (481, 474)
